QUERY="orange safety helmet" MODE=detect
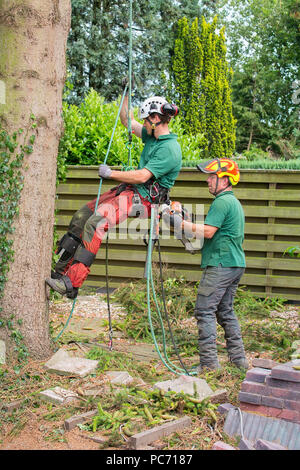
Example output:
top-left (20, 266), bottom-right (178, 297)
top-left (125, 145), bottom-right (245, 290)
top-left (196, 158), bottom-right (240, 186)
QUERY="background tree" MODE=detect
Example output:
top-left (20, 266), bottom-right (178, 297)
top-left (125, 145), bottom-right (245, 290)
top-left (0, 0), bottom-right (71, 360)
top-left (66, 0), bottom-right (217, 104)
top-left (171, 16), bottom-right (236, 160)
top-left (218, 0), bottom-right (300, 155)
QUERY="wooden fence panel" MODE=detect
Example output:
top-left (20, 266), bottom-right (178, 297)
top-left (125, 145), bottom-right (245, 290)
top-left (56, 167), bottom-right (300, 301)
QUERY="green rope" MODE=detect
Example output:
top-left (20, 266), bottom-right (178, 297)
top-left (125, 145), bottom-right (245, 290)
top-left (146, 206), bottom-right (196, 376)
top-left (53, 297), bottom-right (77, 342)
top-left (95, 86), bottom-right (128, 210)
top-left (127, 0), bottom-right (134, 168)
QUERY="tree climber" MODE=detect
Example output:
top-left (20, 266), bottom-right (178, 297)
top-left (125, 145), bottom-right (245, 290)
top-left (162, 158), bottom-right (249, 371)
top-left (46, 90), bottom-right (182, 299)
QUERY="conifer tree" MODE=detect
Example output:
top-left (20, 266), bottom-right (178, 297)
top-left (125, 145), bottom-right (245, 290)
top-left (172, 16), bottom-right (236, 160)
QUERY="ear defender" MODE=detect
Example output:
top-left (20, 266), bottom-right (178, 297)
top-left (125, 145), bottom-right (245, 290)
top-left (161, 103), bottom-right (179, 117)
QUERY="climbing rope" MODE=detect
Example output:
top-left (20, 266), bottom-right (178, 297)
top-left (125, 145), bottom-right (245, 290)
top-left (54, 0), bottom-right (195, 376)
top-left (145, 205), bottom-right (197, 376)
top-left (127, 0), bottom-right (134, 169)
top-left (53, 87), bottom-right (128, 344)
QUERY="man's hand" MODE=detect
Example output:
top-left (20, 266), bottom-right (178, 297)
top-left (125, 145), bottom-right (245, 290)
top-left (161, 203), bottom-right (183, 233)
top-left (98, 164), bottom-right (112, 179)
top-left (122, 74), bottom-right (135, 92)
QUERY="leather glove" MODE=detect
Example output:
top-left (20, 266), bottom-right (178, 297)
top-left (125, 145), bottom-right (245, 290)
top-left (122, 74), bottom-right (135, 92)
top-left (161, 204), bottom-right (183, 233)
top-left (98, 164), bottom-right (112, 179)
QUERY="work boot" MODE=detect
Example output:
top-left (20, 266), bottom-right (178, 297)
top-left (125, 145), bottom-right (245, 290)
top-left (45, 276), bottom-right (78, 299)
top-left (230, 357), bottom-right (249, 370)
top-left (51, 271), bottom-right (63, 279)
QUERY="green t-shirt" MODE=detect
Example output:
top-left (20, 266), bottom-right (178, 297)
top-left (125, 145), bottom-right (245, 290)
top-left (134, 127), bottom-right (182, 199)
top-left (201, 191), bottom-right (246, 268)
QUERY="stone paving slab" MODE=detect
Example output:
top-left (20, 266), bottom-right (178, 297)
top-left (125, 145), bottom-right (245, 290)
top-left (43, 348), bottom-right (98, 377)
top-left (154, 374), bottom-right (213, 400)
top-left (39, 387), bottom-right (79, 405)
top-left (97, 342), bottom-right (159, 362)
top-left (105, 370), bottom-right (134, 385)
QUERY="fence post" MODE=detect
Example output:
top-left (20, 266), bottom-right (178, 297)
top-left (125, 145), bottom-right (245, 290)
top-left (266, 182), bottom-right (276, 297)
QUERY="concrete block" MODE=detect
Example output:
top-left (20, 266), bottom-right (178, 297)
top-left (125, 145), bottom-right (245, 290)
top-left (252, 358), bottom-right (279, 369)
top-left (240, 402), bottom-right (282, 419)
top-left (238, 438), bottom-right (255, 450)
top-left (279, 409), bottom-right (300, 424)
top-left (208, 389), bottom-right (228, 404)
top-left (266, 376), bottom-right (300, 392)
top-left (128, 416), bottom-right (192, 449)
top-left (267, 385), bottom-right (300, 401)
top-left (241, 380), bottom-right (268, 395)
top-left (64, 409), bottom-right (98, 431)
top-left (39, 387), bottom-right (79, 405)
top-left (154, 375), bottom-right (213, 400)
top-left (254, 439), bottom-right (287, 450)
top-left (246, 367), bottom-right (271, 384)
top-left (212, 441), bottom-right (236, 450)
top-left (261, 395), bottom-right (284, 409)
top-left (283, 399), bottom-right (300, 412)
top-left (271, 360), bottom-right (300, 383)
top-left (217, 403), bottom-right (235, 415)
top-left (44, 350), bottom-right (98, 377)
top-left (105, 371), bottom-right (134, 385)
top-left (238, 391), bottom-right (262, 405)
top-left (0, 340), bottom-right (6, 364)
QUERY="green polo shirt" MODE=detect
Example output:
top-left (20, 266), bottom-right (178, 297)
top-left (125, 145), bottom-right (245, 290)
top-left (134, 127), bottom-right (182, 200)
top-left (201, 190), bottom-right (246, 268)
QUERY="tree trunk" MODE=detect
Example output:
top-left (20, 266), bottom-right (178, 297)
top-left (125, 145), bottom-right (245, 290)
top-left (0, 0), bottom-right (71, 360)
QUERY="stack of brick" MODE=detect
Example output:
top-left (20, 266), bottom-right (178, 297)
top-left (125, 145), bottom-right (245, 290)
top-left (238, 359), bottom-right (300, 425)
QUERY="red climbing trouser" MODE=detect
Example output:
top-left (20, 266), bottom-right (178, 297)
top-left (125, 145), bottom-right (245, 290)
top-left (62, 185), bottom-right (152, 288)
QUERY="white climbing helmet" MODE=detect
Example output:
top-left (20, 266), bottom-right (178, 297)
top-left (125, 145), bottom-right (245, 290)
top-left (138, 96), bottom-right (168, 120)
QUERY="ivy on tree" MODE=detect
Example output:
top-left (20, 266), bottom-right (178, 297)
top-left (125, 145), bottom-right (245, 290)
top-left (0, 118), bottom-right (36, 362)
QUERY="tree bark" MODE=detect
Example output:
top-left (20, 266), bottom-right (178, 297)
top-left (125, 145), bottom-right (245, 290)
top-left (0, 0), bottom-right (71, 359)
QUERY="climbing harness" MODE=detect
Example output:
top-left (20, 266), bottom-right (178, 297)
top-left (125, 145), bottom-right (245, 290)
top-left (53, 85), bottom-right (129, 344)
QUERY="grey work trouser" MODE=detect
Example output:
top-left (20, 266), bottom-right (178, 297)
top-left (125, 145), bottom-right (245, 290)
top-left (194, 265), bottom-right (246, 367)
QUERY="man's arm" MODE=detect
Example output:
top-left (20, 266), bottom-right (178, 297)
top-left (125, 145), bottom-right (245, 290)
top-left (120, 95), bottom-right (143, 138)
top-left (182, 220), bottom-right (219, 239)
top-left (109, 167), bottom-right (153, 185)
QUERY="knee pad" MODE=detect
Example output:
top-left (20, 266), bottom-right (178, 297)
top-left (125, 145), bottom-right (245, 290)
top-left (57, 232), bottom-right (82, 261)
top-left (54, 233), bottom-right (82, 275)
top-left (73, 245), bottom-right (96, 267)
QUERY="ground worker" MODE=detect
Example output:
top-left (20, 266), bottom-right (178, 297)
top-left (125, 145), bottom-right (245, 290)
top-left (163, 158), bottom-right (249, 371)
top-left (46, 91), bottom-right (182, 299)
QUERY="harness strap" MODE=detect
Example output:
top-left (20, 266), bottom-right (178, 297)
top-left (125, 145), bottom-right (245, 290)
top-left (73, 246), bottom-right (96, 267)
